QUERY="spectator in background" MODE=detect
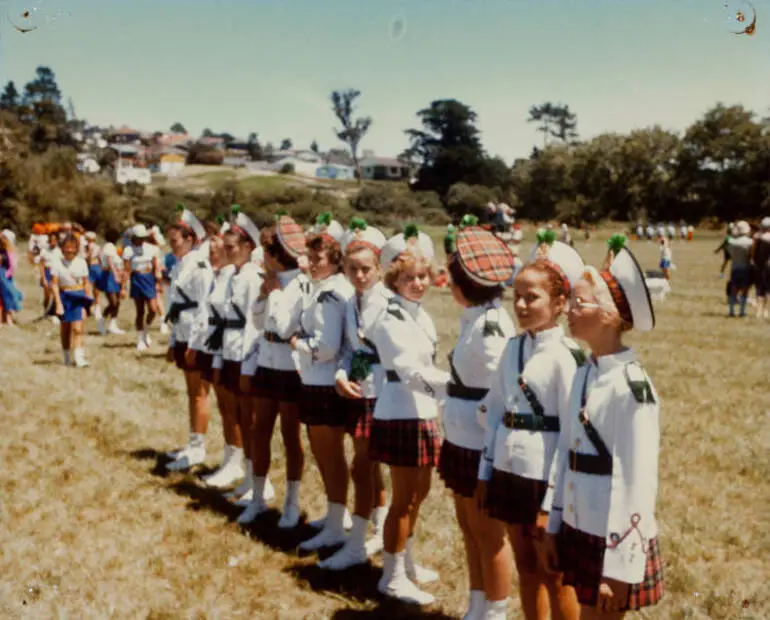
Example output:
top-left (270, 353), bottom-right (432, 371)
top-left (0, 230), bottom-right (23, 325)
top-left (727, 221), bottom-right (754, 318)
top-left (714, 223), bottom-right (733, 278)
top-left (659, 236), bottom-right (673, 281)
top-left (752, 217), bottom-right (770, 320)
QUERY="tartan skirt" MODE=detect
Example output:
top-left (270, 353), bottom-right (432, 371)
top-left (250, 366), bottom-right (302, 403)
top-left (299, 384), bottom-right (347, 426)
top-left (194, 351), bottom-right (215, 383)
top-left (559, 523), bottom-right (664, 610)
top-left (438, 440), bottom-right (481, 499)
top-left (218, 360), bottom-right (243, 394)
top-left (172, 341), bottom-right (195, 371)
top-left (487, 469), bottom-right (548, 525)
top-left (369, 418), bottom-right (441, 468)
top-left (346, 398), bottom-right (376, 440)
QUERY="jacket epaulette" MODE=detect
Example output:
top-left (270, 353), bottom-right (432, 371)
top-left (482, 305), bottom-right (504, 337)
top-left (624, 362), bottom-right (656, 404)
top-left (386, 301), bottom-right (405, 321)
top-left (317, 290), bottom-right (339, 304)
top-left (197, 261), bottom-right (207, 269)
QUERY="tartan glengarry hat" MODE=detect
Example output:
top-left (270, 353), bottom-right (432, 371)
top-left (340, 217), bottom-right (386, 254)
top-left (275, 212), bottom-right (306, 258)
top-left (453, 226), bottom-right (516, 287)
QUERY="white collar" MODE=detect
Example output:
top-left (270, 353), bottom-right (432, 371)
top-left (461, 299), bottom-right (501, 324)
top-left (591, 347), bottom-right (636, 373)
top-left (278, 268), bottom-right (301, 287)
top-left (358, 280), bottom-right (386, 304)
top-left (525, 325), bottom-right (564, 346)
top-left (393, 294), bottom-right (421, 318)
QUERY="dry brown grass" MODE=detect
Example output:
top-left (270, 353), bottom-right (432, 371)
top-left (1, 230), bottom-right (768, 619)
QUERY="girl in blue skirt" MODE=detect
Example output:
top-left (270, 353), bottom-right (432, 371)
top-left (122, 224), bottom-right (161, 350)
top-left (84, 232), bottom-right (103, 324)
top-left (0, 231), bottom-right (23, 325)
top-left (50, 234), bottom-right (93, 367)
top-left (96, 228), bottom-right (126, 335)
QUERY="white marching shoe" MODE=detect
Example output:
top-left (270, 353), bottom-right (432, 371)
top-left (144, 330), bottom-right (152, 346)
top-left (308, 504), bottom-right (353, 531)
top-left (482, 598), bottom-right (509, 620)
top-left (107, 319), bottom-right (125, 335)
top-left (97, 317), bottom-right (106, 335)
top-left (166, 435), bottom-right (206, 471)
top-left (318, 515), bottom-right (370, 570)
top-left (277, 481), bottom-right (301, 529)
top-left (377, 552), bottom-right (435, 606)
top-left (136, 333), bottom-right (148, 351)
top-left (73, 348), bottom-right (89, 368)
top-left (202, 446), bottom-right (244, 489)
top-left (160, 323), bottom-right (170, 335)
top-left (237, 477), bottom-right (271, 525)
top-left (463, 590), bottom-right (486, 620)
top-left (225, 459), bottom-right (253, 499)
top-left (405, 537), bottom-right (439, 584)
top-left (299, 503), bottom-right (348, 551)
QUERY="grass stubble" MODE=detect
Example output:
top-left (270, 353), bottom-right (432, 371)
top-left (0, 230), bottom-right (767, 619)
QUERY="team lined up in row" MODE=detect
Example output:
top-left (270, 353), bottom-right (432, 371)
top-left (44, 206), bottom-right (663, 619)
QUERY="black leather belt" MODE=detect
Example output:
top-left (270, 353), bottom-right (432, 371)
top-left (568, 450), bottom-right (613, 475)
top-left (386, 370), bottom-right (400, 382)
top-left (264, 331), bottom-right (292, 344)
top-left (503, 412), bottom-right (560, 432)
top-left (447, 383), bottom-right (488, 401)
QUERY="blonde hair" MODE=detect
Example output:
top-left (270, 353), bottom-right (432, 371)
top-left (581, 266), bottom-right (632, 333)
top-left (384, 250), bottom-right (434, 292)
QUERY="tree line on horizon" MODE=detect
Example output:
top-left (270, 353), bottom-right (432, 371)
top-left (1, 66), bottom-right (768, 232)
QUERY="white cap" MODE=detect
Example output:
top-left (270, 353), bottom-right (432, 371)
top-left (381, 224), bottom-right (434, 268)
top-left (529, 234), bottom-right (585, 289)
top-left (606, 248), bottom-right (655, 332)
top-left (230, 205), bottom-right (260, 247)
top-left (340, 218), bottom-right (386, 254)
top-left (1, 229), bottom-right (15, 245)
top-left (761, 217), bottom-right (770, 230)
top-left (85, 231), bottom-right (97, 241)
top-left (735, 220), bottom-right (751, 236)
top-left (177, 205), bottom-right (206, 240)
top-left (312, 213), bottom-right (345, 243)
top-left (220, 222), bottom-right (231, 235)
top-left (132, 224), bottom-right (149, 238)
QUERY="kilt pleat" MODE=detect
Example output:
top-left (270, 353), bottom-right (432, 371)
top-left (559, 523), bottom-right (664, 610)
top-left (346, 398), bottom-right (377, 440)
top-left (486, 469), bottom-right (548, 525)
top-left (438, 440), bottom-right (481, 499)
top-left (369, 418), bottom-right (441, 468)
top-left (250, 366), bottom-right (302, 403)
top-left (299, 384), bottom-right (347, 426)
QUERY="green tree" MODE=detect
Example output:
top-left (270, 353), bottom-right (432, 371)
top-left (170, 122), bottom-right (186, 134)
top-left (21, 66), bottom-right (70, 152)
top-left (527, 102), bottom-right (579, 147)
top-left (280, 138), bottom-right (293, 150)
top-left (201, 128), bottom-right (215, 137)
top-left (0, 81), bottom-right (20, 114)
top-left (247, 132), bottom-right (263, 161)
top-left (310, 139), bottom-right (319, 153)
top-left (331, 89), bottom-right (372, 183)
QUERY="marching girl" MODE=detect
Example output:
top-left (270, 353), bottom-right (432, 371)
top-left (437, 222), bottom-right (517, 620)
top-left (122, 224), bottom-right (161, 350)
top-left (542, 237), bottom-right (664, 619)
top-left (319, 218), bottom-right (390, 571)
top-left (242, 213), bottom-right (308, 529)
top-left (0, 230), bottom-right (23, 325)
top-left (288, 213), bottom-right (354, 551)
top-left (475, 231), bottom-right (585, 620)
top-left (84, 232), bottom-right (103, 326)
top-left (368, 225), bottom-right (450, 606)
top-left (163, 208), bottom-right (216, 471)
top-left (96, 228), bottom-right (126, 335)
top-left (202, 207), bottom-right (273, 514)
top-left (49, 234), bottom-right (94, 367)
top-left (40, 230), bottom-right (63, 319)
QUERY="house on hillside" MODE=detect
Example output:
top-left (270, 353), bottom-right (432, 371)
top-left (158, 133), bottom-right (193, 149)
top-left (109, 125), bottom-right (143, 145)
top-left (266, 149), bottom-right (325, 177)
top-left (147, 146), bottom-right (186, 175)
top-left (359, 156), bottom-right (412, 181)
top-left (315, 163), bottom-right (356, 181)
top-left (198, 136), bottom-right (226, 150)
top-left (107, 143), bottom-right (145, 168)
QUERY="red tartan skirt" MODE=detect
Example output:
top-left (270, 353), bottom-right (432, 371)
top-left (218, 360), bottom-right (243, 394)
top-left (250, 366), bottom-right (302, 403)
top-left (173, 341), bottom-right (195, 372)
top-left (299, 384), bottom-right (347, 426)
top-left (559, 523), bottom-right (664, 610)
top-left (346, 397), bottom-right (376, 440)
top-left (194, 351), bottom-right (215, 383)
top-left (369, 418), bottom-right (441, 468)
top-left (487, 469), bottom-right (548, 525)
top-left (438, 440), bottom-right (481, 499)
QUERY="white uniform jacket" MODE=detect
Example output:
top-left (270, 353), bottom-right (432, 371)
top-left (335, 281), bottom-right (392, 399)
top-left (188, 265), bottom-right (232, 373)
top-left (254, 268), bottom-right (309, 372)
top-left (167, 251), bottom-right (213, 347)
top-left (545, 349), bottom-right (660, 585)
top-left (219, 261), bottom-right (262, 363)
top-left (442, 300), bottom-right (516, 451)
top-left (294, 273), bottom-right (353, 386)
top-left (370, 295), bottom-right (451, 421)
top-left (478, 326), bottom-right (580, 482)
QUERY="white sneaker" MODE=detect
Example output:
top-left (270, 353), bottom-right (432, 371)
top-left (406, 539), bottom-right (439, 584)
top-left (137, 338), bottom-right (148, 352)
top-left (299, 527), bottom-right (347, 552)
top-left (378, 553), bottom-right (435, 605)
top-left (235, 489), bottom-right (254, 506)
top-left (364, 532), bottom-right (384, 557)
top-left (278, 503), bottom-right (301, 529)
top-left (97, 318), bottom-right (106, 335)
top-left (160, 323), bottom-right (170, 335)
top-left (236, 498), bottom-right (268, 525)
top-left (143, 331), bottom-right (152, 347)
top-left (51, 316), bottom-right (60, 325)
top-left (319, 541), bottom-right (368, 570)
top-left (202, 461), bottom-right (245, 489)
top-left (166, 446), bottom-right (205, 471)
top-left (107, 320), bottom-right (125, 335)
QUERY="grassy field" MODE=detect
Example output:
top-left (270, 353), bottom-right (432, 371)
top-left (0, 230), bottom-right (767, 619)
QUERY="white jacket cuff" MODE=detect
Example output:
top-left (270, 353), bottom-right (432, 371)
top-left (546, 507), bottom-right (563, 535)
top-left (334, 369), bottom-right (348, 383)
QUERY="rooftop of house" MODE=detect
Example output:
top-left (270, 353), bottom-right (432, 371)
top-left (359, 156), bottom-right (408, 167)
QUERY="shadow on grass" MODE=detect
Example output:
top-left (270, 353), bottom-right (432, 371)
top-left (329, 601), bottom-right (455, 619)
top-left (285, 561), bottom-right (382, 604)
top-left (32, 359), bottom-right (60, 366)
top-left (102, 342), bottom-right (137, 349)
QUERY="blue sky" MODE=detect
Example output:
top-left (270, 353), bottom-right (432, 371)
top-left (0, 0), bottom-right (768, 161)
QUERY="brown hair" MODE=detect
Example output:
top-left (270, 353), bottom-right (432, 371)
top-left (224, 228), bottom-right (256, 250)
top-left (261, 227), bottom-right (298, 269)
top-left (384, 250), bottom-right (434, 292)
top-left (448, 255), bottom-right (503, 305)
top-left (307, 234), bottom-right (342, 270)
top-left (166, 223), bottom-right (196, 240)
top-left (203, 220), bottom-right (220, 239)
top-left (518, 259), bottom-right (569, 299)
